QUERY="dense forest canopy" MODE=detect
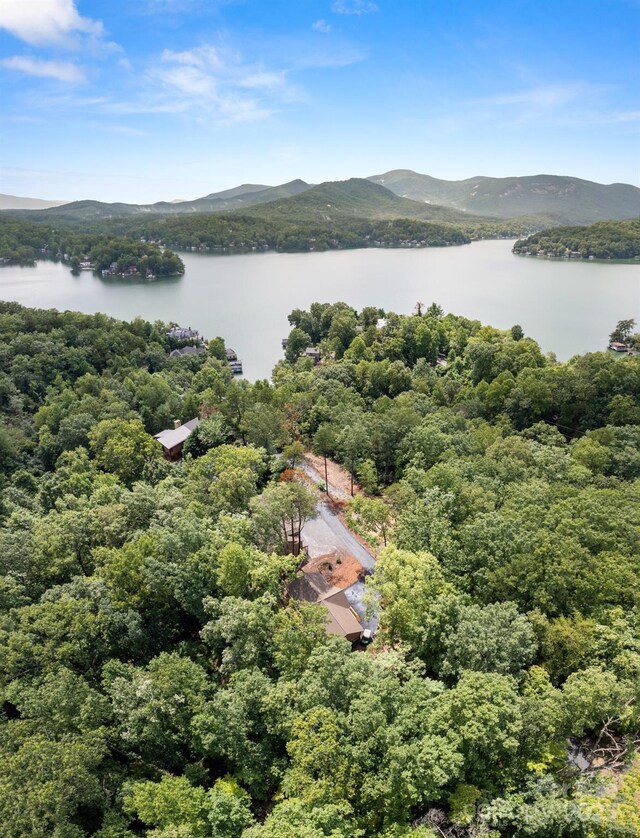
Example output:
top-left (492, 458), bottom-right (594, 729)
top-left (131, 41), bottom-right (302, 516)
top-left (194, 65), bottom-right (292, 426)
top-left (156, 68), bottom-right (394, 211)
top-left (0, 211), bottom-right (548, 265)
top-left (0, 300), bottom-right (639, 836)
top-left (513, 219), bottom-right (640, 260)
top-left (0, 217), bottom-right (184, 275)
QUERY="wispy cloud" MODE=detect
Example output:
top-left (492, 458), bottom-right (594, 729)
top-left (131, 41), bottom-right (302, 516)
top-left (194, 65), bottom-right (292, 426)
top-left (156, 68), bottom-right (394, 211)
top-left (463, 81), bottom-right (627, 131)
top-left (138, 44), bottom-right (297, 123)
top-left (605, 109), bottom-right (640, 123)
top-left (139, 0), bottom-right (230, 12)
top-left (452, 81), bottom-right (640, 138)
top-left (102, 124), bottom-right (148, 137)
top-left (313, 19), bottom-right (332, 33)
top-left (332, 1), bottom-right (378, 15)
top-left (4, 26), bottom-right (365, 129)
top-left (0, 0), bottom-right (105, 48)
top-left (1, 55), bottom-right (85, 83)
top-left (478, 82), bottom-right (603, 110)
top-left (2, 114), bottom-right (46, 124)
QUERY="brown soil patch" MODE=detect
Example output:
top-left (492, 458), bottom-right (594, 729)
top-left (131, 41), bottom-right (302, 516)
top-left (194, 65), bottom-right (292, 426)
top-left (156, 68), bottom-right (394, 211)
top-left (304, 452), bottom-right (361, 499)
top-left (302, 551), bottom-right (365, 589)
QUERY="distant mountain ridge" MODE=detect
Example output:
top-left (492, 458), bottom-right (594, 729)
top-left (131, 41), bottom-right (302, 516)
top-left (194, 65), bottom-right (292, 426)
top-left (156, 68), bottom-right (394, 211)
top-left (4, 171), bottom-right (639, 226)
top-left (368, 170), bottom-right (640, 224)
top-left (12, 179), bottom-right (312, 222)
top-left (0, 193), bottom-right (68, 210)
top-left (234, 178), bottom-right (497, 225)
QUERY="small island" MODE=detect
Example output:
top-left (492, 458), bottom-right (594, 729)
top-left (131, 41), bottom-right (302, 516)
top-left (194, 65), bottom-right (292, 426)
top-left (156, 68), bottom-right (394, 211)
top-left (513, 219), bottom-right (640, 261)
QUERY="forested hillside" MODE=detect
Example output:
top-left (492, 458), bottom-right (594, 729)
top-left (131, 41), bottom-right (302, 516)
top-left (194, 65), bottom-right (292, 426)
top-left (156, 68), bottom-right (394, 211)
top-left (370, 170), bottom-right (640, 224)
top-left (513, 218), bottom-right (640, 260)
top-left (2, 187), bottom-right (547, 260)
top-left (0, 218), bottom-right (184, 275)
top-left (1, 212), bottom-right (549, 265)
top-left (7, 170), bottom-right (640, 225)
top-left (0, 301), bottom-right (639, 836)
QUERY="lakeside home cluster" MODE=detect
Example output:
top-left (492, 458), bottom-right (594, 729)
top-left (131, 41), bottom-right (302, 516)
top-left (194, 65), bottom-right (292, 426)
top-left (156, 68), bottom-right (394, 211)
top-left (167, 324), bottom-right (243, 374)
top-left (512, 245), bottom-right (598, 260)
top-left (101, 260), bottom-right (156, 279)
top-left (34, 250), bottom-right (159, 279)
top-left (177, 235), bottom-right (461, 255)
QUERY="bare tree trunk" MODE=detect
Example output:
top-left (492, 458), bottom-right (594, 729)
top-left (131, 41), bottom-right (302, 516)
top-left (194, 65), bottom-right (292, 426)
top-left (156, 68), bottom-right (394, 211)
top-left (324, 455), bottom-right (329, 497)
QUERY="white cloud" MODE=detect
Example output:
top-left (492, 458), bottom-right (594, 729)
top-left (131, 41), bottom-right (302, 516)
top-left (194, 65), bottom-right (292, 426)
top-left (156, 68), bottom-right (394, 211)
top-left (159, 64), bottom-right (216, 96)
top-left (162, 45), bottom-right (224, 70)
top-left (332, 1), bottom-right (378, 15)
top-left (238, 70), bottom-right (288, 90)
top-left (0, 0), bottom-right (104, 47)
top-left (462, 82), bottom-right (636, 133)
top-left (313, 19), bottom-right (332, 33)
top-left (140, 44), bottom-right (296, 123)
top-left (1, 55), bottom-right (85, 83)
top-left (479, 83), bottom-right (599, 109)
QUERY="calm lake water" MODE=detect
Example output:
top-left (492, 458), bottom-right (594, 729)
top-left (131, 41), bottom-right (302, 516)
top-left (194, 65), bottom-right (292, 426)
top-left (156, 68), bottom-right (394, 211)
top-left (0, 240), bottom-right (638, 380)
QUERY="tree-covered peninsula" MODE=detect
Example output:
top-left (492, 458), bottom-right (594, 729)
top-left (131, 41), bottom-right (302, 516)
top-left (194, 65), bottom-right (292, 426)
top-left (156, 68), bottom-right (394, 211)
top-left (513, 218), bottom-right (640, 260)
top-left (0, 218), bottom-right (184, 276)
top-left (0, 300), bottom-right (639, 836)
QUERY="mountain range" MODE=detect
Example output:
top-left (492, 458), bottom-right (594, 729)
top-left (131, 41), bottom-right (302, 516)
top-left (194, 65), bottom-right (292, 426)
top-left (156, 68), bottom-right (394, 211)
top-left (0, 194), bottom-right (68, 211)
top-left (4, 171), bottom-right (639, 226)
top-left (367, 170), bottom-right (640, 222)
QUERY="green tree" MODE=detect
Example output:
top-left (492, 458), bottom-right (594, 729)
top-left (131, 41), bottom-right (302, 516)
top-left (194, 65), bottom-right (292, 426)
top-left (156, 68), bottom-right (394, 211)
top-left (609, 318), bottom-right (636, 344)
top-left (250, 480), bottom-right (317, 554)
top-left (282, 440), bottom-right (305, 470)
top-left (312, 423), bottom-right (336, 495)
top-left (370, 546), bottom-right (450, 652)
top-left (0, 731), bottom-right (107, 838)
top-left (88, 417), bottom-right (162, 486)
top-left (430, 671), bottom-right (522, 788)
top-left (273, 601), bottom-right (334, 679)
top-left (216, 541), bottom-right (263, 598)
top-left (347, 495), bottom-right (391, 546)
top-left (286, 327), bottom-right (312, 363)
top-left (102, 652), bottom-right (210, 769)
top-left (439, 601), bottom-right (537, 680)
top-left (285, 706), bottom-right (353, 806)
top-left (124, 775), bottom-right (209, 837)
top-left (337, 421), bottom-right (370, 496)
top-left (188, 444), bottom-right (267, 512)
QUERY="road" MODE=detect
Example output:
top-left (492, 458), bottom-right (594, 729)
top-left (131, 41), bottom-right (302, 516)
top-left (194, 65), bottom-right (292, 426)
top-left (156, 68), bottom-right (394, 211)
top-left (301, 461), bottom-right (378, 631)
top-left (303, 501), bottom-right (375, 572)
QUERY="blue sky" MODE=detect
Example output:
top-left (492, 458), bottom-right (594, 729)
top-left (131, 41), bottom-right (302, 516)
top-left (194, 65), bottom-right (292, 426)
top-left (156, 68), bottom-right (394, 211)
top-left (1, 0), bottom-right (639, 202)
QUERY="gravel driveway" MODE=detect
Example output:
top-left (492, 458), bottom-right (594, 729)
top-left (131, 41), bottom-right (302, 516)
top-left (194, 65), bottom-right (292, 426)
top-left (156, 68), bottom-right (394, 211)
top-left (301, 478), bottom-right (379, 633)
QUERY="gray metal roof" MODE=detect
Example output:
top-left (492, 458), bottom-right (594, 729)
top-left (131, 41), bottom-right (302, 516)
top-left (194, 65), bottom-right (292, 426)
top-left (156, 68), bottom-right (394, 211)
top-left (154, 418), bottom-right (199, 450)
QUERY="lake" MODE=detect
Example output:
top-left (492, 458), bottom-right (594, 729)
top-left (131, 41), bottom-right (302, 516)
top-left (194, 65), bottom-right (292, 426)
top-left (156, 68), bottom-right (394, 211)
top-left (0, 240), bottom-right (638, 380)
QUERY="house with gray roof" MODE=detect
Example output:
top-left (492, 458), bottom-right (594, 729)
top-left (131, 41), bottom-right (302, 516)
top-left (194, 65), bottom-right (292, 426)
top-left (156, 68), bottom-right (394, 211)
top-left (154, 418), bottom-right (199, 461)
top-left (169, 345), bottom-right (205, 358)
